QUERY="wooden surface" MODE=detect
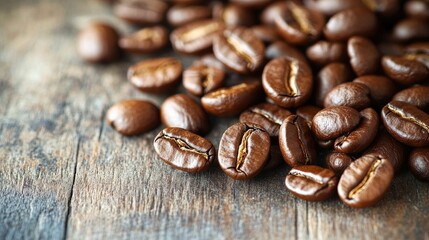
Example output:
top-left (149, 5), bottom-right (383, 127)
top-left (0, 0), bottom-right (428, 239)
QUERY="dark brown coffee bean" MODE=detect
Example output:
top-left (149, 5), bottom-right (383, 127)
top-left (215, 4), bottom-right (256, 27)
top-left (361, 0), bottom-right (399, 18)
top-left (285, 165), bottom-right (338, 201)
top-left (260, 1), bottom-right (288, 26)
top-left (335, 108), bottom-right (379, 154)
top-left (347, 36), bottom-right (380, 76)
top-left (113, 0), bottom-right (168, 25)
top-left (239, 103), bottom-right (292, 137)
top-left (382, 56), bottom-right (429, 86)
top-left (201, 81), bottom-right (263, 117)
top-left (213, 27), bottom-right (265, 74)
top-left (275, 2), bottom-right (325, 45)
top-left (338, 154), bottom-right (394, 208)
top-left (265, 41), bottom-right (308, 63)
top-left (325, 152), bottom-right (353, 175)
top-left (381, 101), bottom-right (429, 147)
top-left (393, 18), bottom-right (429, 42)
top-left (409, 147), bottom-right (429, 181)
top-left (303, 0), bottom-right (365, 16)
top-left (405, 0), bottom-right (429, 20)
top-left (312, 106), bottom-right (360, 141)
top-left (353, 75), bottom-right (398, 109)
top-left (324, 7), bottom-right (377, 41)
top-left (314, 63), bottom-right (352, 107)
top-left (218, 122), bottom-right (270, 180)
top-left (230, 0), bottom-right (273, 8)
top-left (262, 57), bottom-right (313, 108)
top-left (77, 22), bottom-right (119, 63)
top-left (392, 86), bottom-right (429, 112)
top-left (119, 26), bottom-right (168, 54)
top-left (154, 127), bottom-right (215, 173)
top-left (183, 63), bottom-right (225, 97)
top-left (107, 99), bottom-right (159, 136)
top-left (167, 4), bottom-right (211, 27)
top-left (128, 57), bottom-right (182, 93)
top-left (263, 144), bottom-right (284, 171)
top-left (318, 139), bottom-right (335, 149)
top-left (160, 94), bottom-right (210, 135)
top-left (251, 25), bottom-right (280, 44)
top-left (324, 82), bottom-right (371, 110)
top-left (405, 42), bottom-right (429, 69)
top-left (296, 105), bottom-right (322, 128)
top-left (279, 115), bottom-right (317, 167)
top-left (306, 41), bottom-right (348, 67)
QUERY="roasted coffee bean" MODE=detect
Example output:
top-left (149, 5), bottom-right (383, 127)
top-left (230, 0), bottom-right (273, 8)
top-left (335, 108), bottom-right (379, 154)
top-left (77, 22), bottom-right (119, 63)
top-left (347, 36), bottom-right (380, 76)
top-left (252, 25), bottom-right (280, 44)
top-left (382, 56), bottom-right (429, 86)
top-left (213, 27), bottom-right (265, 74)
top-left (324, 82), bottom-right (371, 110)
top-left (193, 54), bottom-right (225, 70)
top-left (338, 154), bottom-right (394, 208)
top-left (312, 106), bottom-right (360, 141)
top-left (119, 26), bottom-right (168, 54)
top-left (201, 81), bottom-right (263, 117)
top-left (239, 103), bottom-right (292, 137)
top-left (393, 18), bottom-right (429, 42)
top-left (215, 4), bottom-right (256, 27)
top-left (296, 105), bottom-right (322, 128)
top-left (324, 7), bottom-right (377, 41)
top-left (262, 57), bottom-right (313, 108)
top-left (260, 1), bottom-right (288, 26)
top-left (405, 42), bottom-right (429, 69)
top-left (218, 122), bottom-right (270, 180)
top-left (265, 41), bottom-right (308, 63)
top-left (285, 165), bottom-right (338, 201)
top-left (405, 0), bottom-right (429, 20)
top-left (361, 0), bottom-right (399, 18)
top-left (128, 57), bottom-right (182, 92)
top-left (160, 94), bottom-right (210, 135)
top-left (107, 99), bottom-right (159, 136)
top-left (325, 152), bottom-right (353, 175)
top-left (303, 0), bottom-right (365, 16)
top-left (113, 0), bottom-right (168, 25)
top-left (381, 101), bottom-right (429, 147)
top-left (318, 139), bottom-right (335, 149)
top-left (409, 147), bottom-right (429, 181)
top-left (183, 62), bottom-right (225, 97)
top-left (279, 115), bottom-right (317, 167)
top-left (306, 41), bottom-right (348, 67)
top-left (167, 4), bottom-right (211, 27)
top-left (275, 2), bottom-right (325, 45)
top-left (154, 127), bottom-right (215, 173)
top-left (263, 144), bottom-right (284, 171)
top-left (353, 75), bottom-right (397, 109)
top-left (314, 63), bottom-right (352, 107)
top-left (171, 20), bottom-right (225, 55)
top-left (392, 86), bottom-right (429, 112)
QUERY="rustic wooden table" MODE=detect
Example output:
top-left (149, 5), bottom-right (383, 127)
top-left (1, 0), bottom-right (428, 239)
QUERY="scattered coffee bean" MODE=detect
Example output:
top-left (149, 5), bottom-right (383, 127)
top-left (393, 18), bottom-right (429, 42)
top-left (312, 106), bottom-right (360, 141)
top-left (183, 61), bottom-right (225, 97)
top-left (306, 41), bottom-right (348, 67)
top-left (405, 42), bottom-right (429, 69)
top-left (215, 4), bottom-right (255, 27)
top-left (295, 105), bottom-right (322, 128)
top-left (325, 152), bottom-right (353, 175)
top-left (405, 0), bottom-right (429, 20)
top-left (303, 0), bottom-right (365, 16)
top-left (381, 56), bottom-right (429, 86)
top-left (347, 36), bottom-right (380, 76)
top-left (409, 147), bottom-right (429, 181)
top-left (314, 63), bottom-right (352, 107)
top-left (167, 4), bottom-right (211, 27)
top-left (353, 75), bottom-right (398, 109)
top-left (260, 1), bottom-right (288, 26)
top-left (119, 26), bottom-right (168, 54)
top-left (392, 86), bottom-right (429, 111)
top-left (113, 0), bottom-right (168, 25)
top-left (324, 82), bottom-right (371, 110)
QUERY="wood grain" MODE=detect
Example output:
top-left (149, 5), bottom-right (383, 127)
top-left (0, 0), bottom-right (428, 240)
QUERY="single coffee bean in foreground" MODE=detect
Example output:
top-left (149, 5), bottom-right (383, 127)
top-left (409, 147), bottom-right (429, 182)
top-left (338, 154), bottom-right (394, 208)
top-left (119, 26), bottom-right (168, 54)
top-left (312, 106), bottom-right (360, 141)
top-left (324, 82), bottom-right (371, 110)
top-left (154, 127), bottom-right (215, 173)
top-left (218, 122), bottom-right (270, 180)
top-left (325, 152), bottom-right (353, 175)
top-left (285, 165), bottom-right (338, 201)
top-left (107, 99), bottom-right (159, 136)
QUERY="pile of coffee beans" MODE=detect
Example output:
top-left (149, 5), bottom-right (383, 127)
top-left (77, 0), bottom-right (429, 208)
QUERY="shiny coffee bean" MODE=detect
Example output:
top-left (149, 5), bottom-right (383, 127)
top-left (306, 41), bottom-right (348, 67)
top-left (347, 36), bottom-right (380, 76)
top-left (128, 57), bottom-right (182, 93)
top-left (392, 86), bottom-right (429, 112)
top-left (405, 0), bottom-right (429, 20)
top-left (314, 63), bottom-right (352, 107)
top-left (260, 1), bottom-right (288, 26)
top-left (215, 4), bottom-right (256, 27)
top-left (296, 105), bottom-right (322, 128)
top-left (77, 22), bottom-right (119, 63)
top-left (167, 4), bottom-right (211, 27)
top-left (325, 152), bottom-right (353, 175)
top-left (265, 41), bottom-right (308, 63)
top-left (393, 18), bottom-right (429, 42)
top-left (382, 56), bottom-right (429, 86)
top-left (251, 25), bottom-right (280, 44)
top-left (285, 165), bottom-right (338, 201)
top-left (239, 103), bottom-right (292, 137)
top-left (113, 0), bottom-right (168, 25)
top-left (107, 99), bottom-right (159, 136)
top-left (160, 94), bottom-right (210, 135)
top-left (262, 57), bottom-right (313, 108)
top-left (338, 154), bottom-right (394, 208)
top-left (312, 106), bottom-right (360, 141)
top-left (317, 139), bottom-right (335, 149)
top-left (154, 127), bottom-right (215, 173)
top-left (324, 82), bottom-right (371, 110)
top-left (381, 101), bottom-right (429, 147)
top-left (409, 147), bottom-right (429, 181)
top-left (303, 0), bottom-right (365, 16)
top-left (353, 75), bottom-right (397, 109)
top-left (279, 115), bottom-right (317, 167)
top-left (183, 62), bottom-right (225, 97)
top-left (201, 81), bottom-right (263, 117)
top-left (218, 122), bottom-right (270, 180)
top-left (405, 42), bottom-right (429, 69)
top-left (119, 26), bottom-right (168, 54)
top-left (213, 27), bottom-right (265, 74)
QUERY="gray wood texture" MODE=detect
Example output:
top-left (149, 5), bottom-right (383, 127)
top-left (0, 0), bottom-right (428, 239)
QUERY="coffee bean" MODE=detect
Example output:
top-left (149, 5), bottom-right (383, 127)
top-left (285, 165), bottom-right (338, 201)
top-left (201, 81), bottom-right (263, 117)
top-left (275, 2), bottom-right (325, 45)
top-left (296, 105), bottom-right (322, 128)
top-left (260, 1), bottom-right (288, 26)
top-left (107, 99), bottom-right (159, 136)
top-left (218, 122), bottom-right (270, 180)
top-left (347, 36), bottom-right (380, 76)
top-left (251, 25), bottom-right (280, 44)
top-left (119, 26), bottom-right (168, 54)
top-left (324, 7), bottom-right (377, 41)
top-left (183, 61), bottom-right (225, 97)
top-left (167, 4), bottom-right (211, 27)
top-left (392, 86), bottom-right (429, 112)
top-left (306, 41), bottom-right (348, 67)
top-left (334, 108), bottom-right (379, 154)
top-left (77, 22), bottom-right (119, 63)
top-left (409, 147), bottom-right (429, 181)
top-left (213, 27), bottom-right (265, 74)
top-left (361, 0), bottom-right (399, 18)
top-left (265, 41), bottom-right (308, 63)
top-left (324, 82), bottom-right (371, 110)
top-left (239, 102), bottom-right (292, 137)
top-left (303, 0), bottom-right (365, 16)
top-left (154, 127), bottom-right (215, 173)
top-left (317, 139), bottom-right (335, 149)
top-left (113, 0), bottom-right (168, 25)
top-left (160, 94), bottom-right (210, 135)
top-left (128, 57), bottom-right (182, 92)
top-left (314, 63), bottom-right (352, 107)
top-left (215, 4), bottom-right (256, 27)
top-left (171, 20), bottom-right (225, 55)
top-left (381, 101), bottom-right (429, 147)
top-left (405, 42), bottom-right (429, 69)
top-left (263, 144), bottom-right (284, 171)
top-left (338, 154), bottom-right (394, 208)
top-left (378, 42), bottom-right (405, 56)
top-left (312, 106), bottom-right (360, 141)
top-left (325, 152), bottom-right (353, 175)
top-left (262, 57), bottom-right (313, 108)
top-left (353, 75), bottom-right (398, 109)
top-left (230, 0), bottom-right (273, 8)
top-left (279, 115), bottom-right (317, 167)
top-left (382, 56), bottom-right (429, 86)
top-left (393, 18), bottom-right (429, 42)
top-left (405, 0), bottom-right (429, 20)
